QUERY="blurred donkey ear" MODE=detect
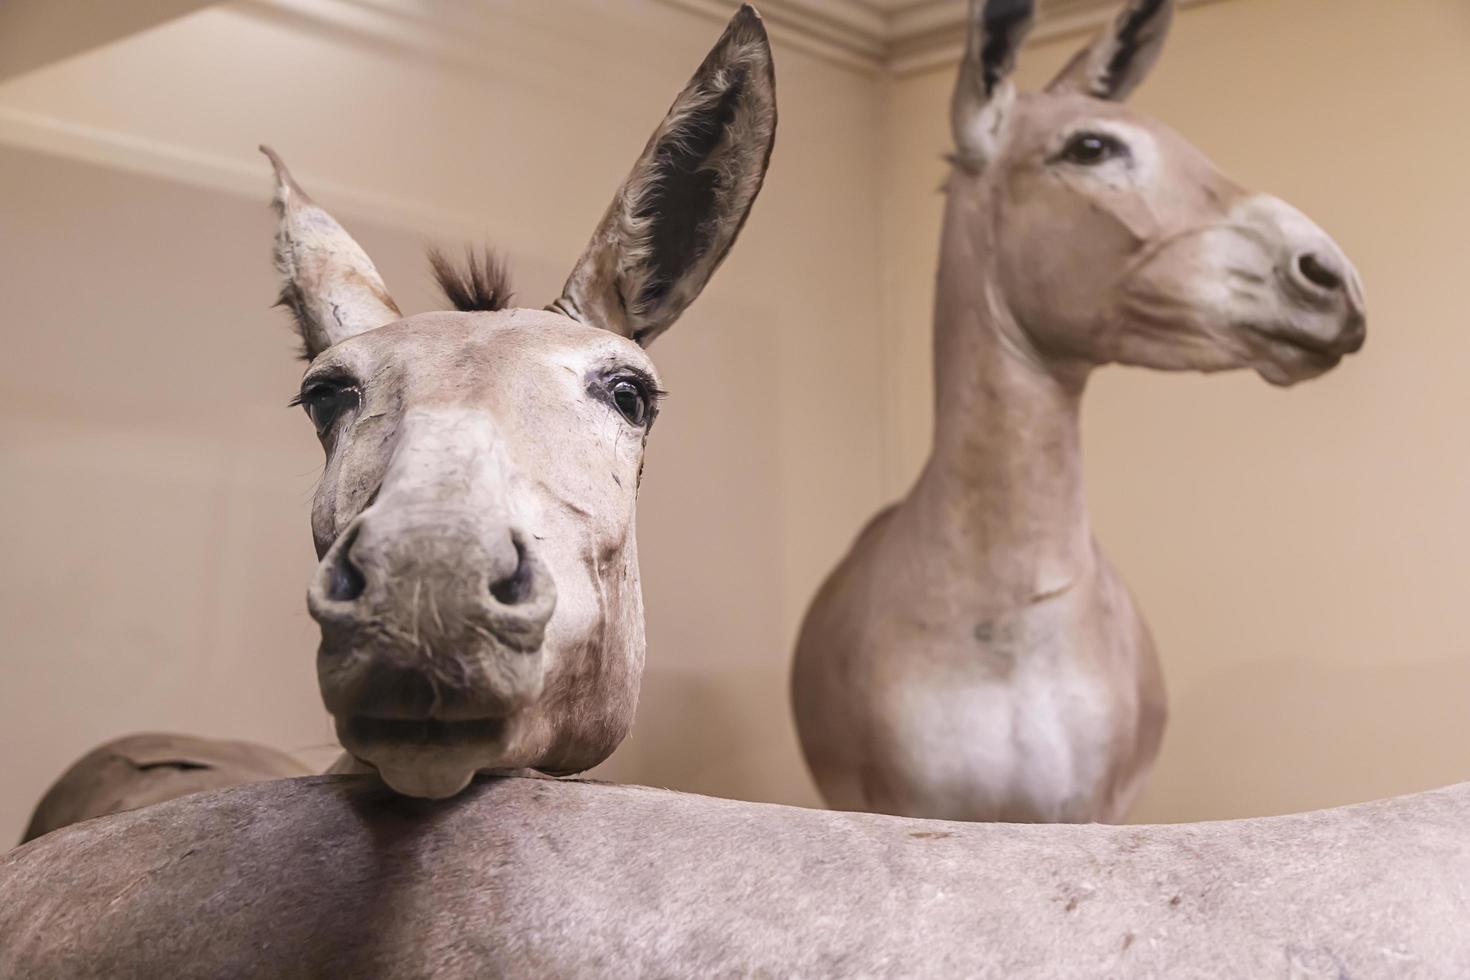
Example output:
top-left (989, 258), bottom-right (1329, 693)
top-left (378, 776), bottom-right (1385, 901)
top-left (261, 146), bottom-right (401, 359)
top-left (552, 4), bottom-right (776, 346)
top-left (951, 0), bottom-right (1035, 173)
top-left (1046, 0), bottom-right (1174, 102)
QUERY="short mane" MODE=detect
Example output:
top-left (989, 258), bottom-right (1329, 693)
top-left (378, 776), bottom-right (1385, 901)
top-left (428, 246), bottom-right (514, 313)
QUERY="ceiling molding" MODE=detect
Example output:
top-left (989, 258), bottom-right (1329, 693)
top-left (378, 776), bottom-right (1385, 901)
top-left (655, 0), bottom-right (1235, 76)
top-left (656, 0), bottom-right (886, 73)
top-left (0, 104), bottom-right (492, 241)
top-left (0, 0), bottom-right (222, 83)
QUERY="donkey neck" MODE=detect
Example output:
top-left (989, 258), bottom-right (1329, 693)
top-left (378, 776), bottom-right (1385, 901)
top-left (915, 185), bottom-right (1095, 604)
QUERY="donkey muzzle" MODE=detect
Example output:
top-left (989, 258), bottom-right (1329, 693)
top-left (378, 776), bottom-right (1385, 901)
top-left (308, 505), bottom-right (557, 730)
top-left (1238, 195), bottom-right (1367, 359)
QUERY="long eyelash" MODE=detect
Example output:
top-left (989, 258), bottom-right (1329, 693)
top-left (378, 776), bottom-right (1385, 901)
top-left (291, 377), bottom-right (664, 414)
top-left (622, 367), bottom-right (668, 402)
top-left (642, 382), bottom-right (668, 428)
top-left (290, 373), bottom-right (358, 411)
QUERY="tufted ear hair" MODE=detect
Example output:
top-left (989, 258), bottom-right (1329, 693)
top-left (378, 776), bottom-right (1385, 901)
top-left (552, 4), bottom-right (776, 347)
top-left (951, 0), bottom-right (1035, 173)
top-left (261, 146), bottom-right (401, 359)
top-left (1046, 0), bottom-right (1174, 102)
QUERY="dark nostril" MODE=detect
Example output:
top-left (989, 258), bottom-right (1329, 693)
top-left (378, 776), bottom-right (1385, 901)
top-left (489, 536), bottom-right (534, 606)
top-left (327, 531), bottom-right (366, 602)
top-left (1297, 253), bottom-right (1343, 292)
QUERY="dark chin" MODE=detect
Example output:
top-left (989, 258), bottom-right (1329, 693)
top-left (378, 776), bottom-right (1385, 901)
top-left (342, 715), bottom-right (507, 748)
top-left (1257, 350), bottom-right (1341, 387)
top-left (336, 715), bottom-right (513, 774)
top-left (1246, 324), bottom-right (1345, 385)
top-left (335, 716), bottom-right (524, 799)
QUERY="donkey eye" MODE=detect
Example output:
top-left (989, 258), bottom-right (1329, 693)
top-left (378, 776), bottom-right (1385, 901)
top-left (299, 381), bottom-right (360, 435)
top-left (1059, 132), bottom-right (1127, 166)
top-left (611, 379), bottom-right (650, 427)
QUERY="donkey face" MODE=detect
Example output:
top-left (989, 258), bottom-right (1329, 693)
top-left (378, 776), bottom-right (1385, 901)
top-left (950, 0), bottom-right (1365, 385)
top-left (265, 5), bottom-right (775, 799)
top-left (299, 314), bottom-right (659, 799)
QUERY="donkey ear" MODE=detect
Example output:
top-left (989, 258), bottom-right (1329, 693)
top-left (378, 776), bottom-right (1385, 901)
top-left (261, 147), bottom-right (401, 359)
top-left (1046, 0), bottom-right (1174, 101)
top-left (552, 4), bottom-right (776, 346)
top-left (951, 0), bottom-right (1035, 172)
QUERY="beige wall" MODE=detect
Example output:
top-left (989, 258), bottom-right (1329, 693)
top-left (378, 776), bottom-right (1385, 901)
top-left (879, 0), bottom-right (1470, 822)
top-left (2, 0), bottom-right (1467, 842)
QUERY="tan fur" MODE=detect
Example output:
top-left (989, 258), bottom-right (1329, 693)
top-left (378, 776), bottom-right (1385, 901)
top-left (262, 145), bottom-right (401, 358)
top-left (792, 0), bottom-right (1366, 824)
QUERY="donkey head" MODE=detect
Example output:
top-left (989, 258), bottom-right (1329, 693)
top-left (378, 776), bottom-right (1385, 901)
top-left (949, 0), bottom-right (1365, 385)
top-left (265, 6), bottom-right (774, 799)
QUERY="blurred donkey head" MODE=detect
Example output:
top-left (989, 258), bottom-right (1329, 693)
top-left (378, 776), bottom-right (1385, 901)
top-left (947, 0), bottom-right (1364, 385)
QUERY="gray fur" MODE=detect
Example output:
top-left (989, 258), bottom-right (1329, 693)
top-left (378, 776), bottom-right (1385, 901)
top-left (3, 775), bottom-right (1467, 977)
top-left (18, 733), bottom-right (309, 845)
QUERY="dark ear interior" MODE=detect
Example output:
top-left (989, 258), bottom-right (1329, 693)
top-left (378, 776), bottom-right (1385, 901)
top-left (978, 0), bottom-right (1034, 97)
top-left (950, 0), bottom-right (1035, 172)
top-left (1045, 0), bottom-right (1173, 101)
top-left (1106, 0), bottom-right (1170, 89)
top-left (634, 78), bottom-right (747, 317)
top-left (554, 5), bottom-right (776, 346)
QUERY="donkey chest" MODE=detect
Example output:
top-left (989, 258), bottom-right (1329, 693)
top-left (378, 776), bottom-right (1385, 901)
top-left (882, 603), bottom-right (1133, 816)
